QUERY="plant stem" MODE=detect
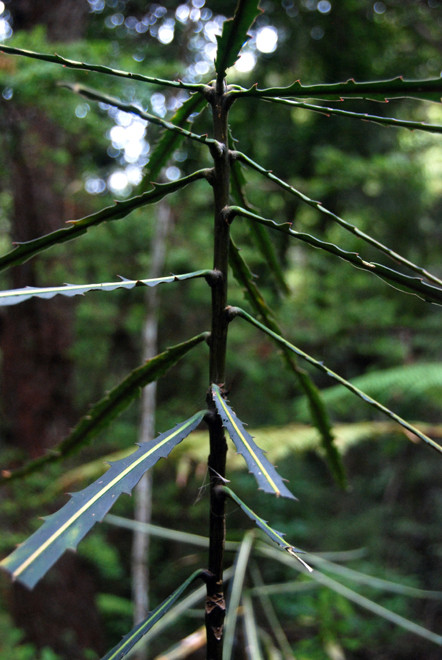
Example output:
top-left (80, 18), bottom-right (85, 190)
top-left (205, 81), bottom-right (231, 660)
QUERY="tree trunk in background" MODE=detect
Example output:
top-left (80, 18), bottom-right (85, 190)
top-left (0, 2), bottom-right (106, 657)
top-left (132, 202), bottom-right (173, 660)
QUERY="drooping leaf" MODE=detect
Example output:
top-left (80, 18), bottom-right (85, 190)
top-left (215, 0), bottom-right (262, 77)
top-left (0, 333), bottom-right (208, 485)
top-left (230, 206), bottom-right (442, 304)
top-left (141, 93), bottom-right (209, 187)
top-left (233, 307), bottom-right (442, 454)
top-left (0, 170), bottom-right (210, 273)
top-left (260, 545), bottom-right (442, 647)
top-left (263, 97), bottom-right (442, 134)
top-left (101, 569), bottom-right (205, 660)
top-left (0, 43), bottom-right (205, 92)
top-left (229, 134), bottom-right (290, 295)
top-left (0, 412), bottom-right (205, 589)
top-left (234, 151), bottom-right (442, 289)
top-left (223, 487), bottom-right (312, 572)
top-left (211, 384), bottom-right (296, 499)
top-left (233, 76), bottom-right (442, 103)
top-left (0, 271), bottom-right (212, 307)
top-left (229, 241), bottom-right (346, 489)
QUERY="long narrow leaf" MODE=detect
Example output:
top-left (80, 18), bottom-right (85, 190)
top-left (234, 151), bottom-right (442, 288)
top-left (242, 594), bottom-right (264, 660)
top-left (142, 93), bottom-right (208, 186)
top-left (223, 487), bottom-right (312, 572)
top-left (223, 531), bottom-right (255, 660)
top-left (232, 307), bottom-right (442, 454)
top-left (215, 0), bottom-right (261, 77)
top-left (212, 385), bottom-right (295, 499)
top-left (259, 544), bottom-right (442, 647)
top-left (264, 97), bottom-right (442, 134)
top-left (0, 412), bottom-right (205, 589)
top-left (63, 83), bottom-right (218, 150)
top-left (232, 76), bottom-right (442, 103)
top-left (230, 206), bottom-right (442, 304)
top-left (0, 333), bottom-right (208, 485)
top-left (0, 44), bottom-right (205, 92)
top-left (229, 241), bottom-right (346, 489)
top-left (0, 169), bottom-right (210, 273)
top-left (101, 569), bottom-right (205, 660)
top-left (0, 270), bottom-right (211, 307)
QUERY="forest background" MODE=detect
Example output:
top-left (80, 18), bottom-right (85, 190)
top-left (0, 0), bottom-right (441, 658)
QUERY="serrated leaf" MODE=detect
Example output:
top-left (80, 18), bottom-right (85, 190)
top-left (0, 333), bottom-right (208, 485)
top-left (215, 0), bottom-right (262, 76)
top-left (264, 97), bottom-right (442, 134)
top-left (234, 307), bottom-right (442, 454)
top-left (223, 487), bottom-right (312, 571)
top-left (141, 93), bottom-right (208, 187)
top-left (0, 44), bottom-right (205, 92)
top-left (230, 206), bottom-right (442, 304)
top-left (0, 270), bottom-right (211, 307)
top-left (235, 76), bottom-right (442, 103)
top-left (0, 412), bottom-right (205, 589)
top-left (0, 170), bottom-right (209, 273)
top-left (211, 385), bottom-right (295, 499)
top-left (101, 569), bottom-right (205, 660)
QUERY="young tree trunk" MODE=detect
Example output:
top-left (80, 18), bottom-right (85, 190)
top-left (132, 201), bottom-right (173, 660)
top-left (205, 82), bottom-right (231, 660)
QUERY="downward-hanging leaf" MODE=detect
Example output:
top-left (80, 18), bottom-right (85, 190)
top-left (223, 487), bottom-right (312, 572)
top-left (0, 169), bottom-right (210, 273)
top-left (229, 241), bottom-right (346, 489)
top-left (0, 333), bottom-right (208, 485)
top-left (0, 271), bottom-right (211, 307)
top-left (211, 384), bottom-right (296, 499)
top-left (233, 307), bottom-right (442, 454)
top-left (101, 569), bottom-right (205, 660)
top-left (0, 412), bottom-right (205, 589)
top-left (233, 76), bottom-right (442, 103)
top-left (215, 0), bottom-right (262, 77)
top-left (141, 93), bottom-right (208, 187)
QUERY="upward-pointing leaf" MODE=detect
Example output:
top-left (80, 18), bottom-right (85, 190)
top-left (211, 385), bottom-right (296, 499)
top-left (0, 332), bottom-right (208, 485)
top-left (215, 0), bottom-right (262, 77)
top-left (0, 412), bottom-right (205, 590)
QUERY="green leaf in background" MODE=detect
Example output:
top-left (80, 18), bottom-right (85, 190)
top-left (215, 0), bottom-right (261, 77)
top-left (211, 384), bottom-right (296, 499)
top-left (101, 569), bottom-right (205, 660)
top-left (0, 333), bottom-right (209, 485)
top-left (223, 487), bottom-right (312, 572)
top-left (0, 271), bottom-right (212, 307)
top-left (0, 412), bottom-right (205, 589)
